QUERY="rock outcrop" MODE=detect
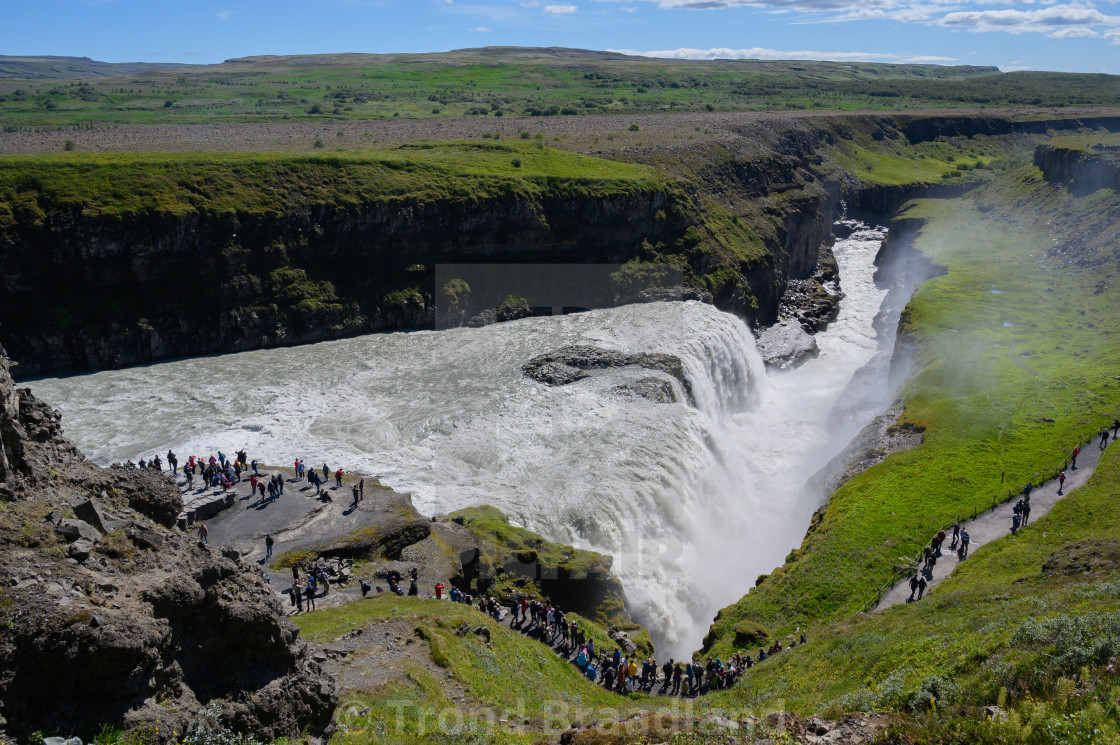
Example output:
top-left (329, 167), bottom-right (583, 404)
top-left (522, 345), bottom-right (689, 394)
top-left (0, 348), bottom-right (336, 744)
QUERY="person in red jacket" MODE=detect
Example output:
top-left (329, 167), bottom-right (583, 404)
top-left (435, 582), bottom-right (445, 599)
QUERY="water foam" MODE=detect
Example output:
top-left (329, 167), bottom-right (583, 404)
top-left (28, 226), bottom-right (892, 657)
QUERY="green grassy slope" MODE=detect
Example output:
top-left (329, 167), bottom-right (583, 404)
top-left (1, 48), bottom-right (1119, 128)
top-left (0, 142), bottom-right (662, 223)
top-left (708, 444), bottom-right (1120, 742)
top-left (295, 595), bottom-right (637, 744)
top-left (701, 159), bottom-right (1120, 659)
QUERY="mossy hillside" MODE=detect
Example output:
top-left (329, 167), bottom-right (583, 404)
top-left (700, 161), bottom-right (1120, 660)
top-left (0, 142), bottom-right (663, 224)
top-left (449, 506), bottom-right (632, 627)
top-left (295, 595), bottom-right (637, 744)
top-left (703, 443), bottom-right (1120, 743)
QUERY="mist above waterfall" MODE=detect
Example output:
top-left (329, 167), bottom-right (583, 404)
top-left (27, 225), bottom-right (893, 658)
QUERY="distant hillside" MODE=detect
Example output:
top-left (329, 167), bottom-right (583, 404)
top-left (0, 47), bottom-right (1114, 129)
top-left (0, 55), bottom-right (195, 79)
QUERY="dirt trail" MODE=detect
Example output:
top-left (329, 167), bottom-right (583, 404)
top-left (874, 436), bottom-right (1109, 611)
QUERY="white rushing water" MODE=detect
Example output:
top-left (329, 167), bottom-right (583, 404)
top-left (28, 225), bottom-right (891, 657)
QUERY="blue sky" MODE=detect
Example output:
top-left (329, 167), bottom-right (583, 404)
top-left (4, 0), bottom-right (1118, 73)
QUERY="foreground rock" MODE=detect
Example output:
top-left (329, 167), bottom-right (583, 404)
top-left (0, 348), bottom-right (336, 744)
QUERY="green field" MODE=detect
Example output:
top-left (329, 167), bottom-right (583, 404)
top-left (2, 48), bottom-right (1120, 129)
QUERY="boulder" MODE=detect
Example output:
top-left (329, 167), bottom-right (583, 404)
top-left (73, 497), bottom-right (126, 535)
top-left (68, 539), bottom-right (94, 562)
top-left (756, 320), bottom-right (819, 369)
top-left (109, 468), bottom-right (182, 527)
top-left (125, 525), bottom-right (164, 550)
top-left (56, 518), bottom-right (101, 544)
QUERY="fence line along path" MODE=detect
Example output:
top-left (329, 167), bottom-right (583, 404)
top-left (873, 438), bottom-right (1107, 612)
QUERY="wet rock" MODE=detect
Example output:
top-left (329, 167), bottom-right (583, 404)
top-left (756, 319), bottom-right (819, 369)
top-left (609, 377), bottom-right (676, 403)
top-left (523, 345), bottom-right (690, 397)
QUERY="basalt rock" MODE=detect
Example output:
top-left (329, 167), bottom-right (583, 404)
top-left (609, 377), bottom-right (677, 404)
top-left (522, 345), bottom-right (690, 399)
top-left (0, 350), bottom-right (336, 744)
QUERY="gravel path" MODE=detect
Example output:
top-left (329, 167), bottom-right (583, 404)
top-left (874, 436), bottom-right (1109, 611)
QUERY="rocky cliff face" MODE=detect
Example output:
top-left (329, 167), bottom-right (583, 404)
top-left (1, 189), bottom-right (685, 377)
top-left (1034, 144), bottom-right (1120, 194)
top-left (0, 347), bottom-right (336, 743)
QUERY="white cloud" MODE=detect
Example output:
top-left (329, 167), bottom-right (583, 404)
top-left (468, 25), bottom-right (492, 30)
top-left (215, 9), bottom-right (232, 19)
top-left (520, 0), bottom-right (540, 5)
top-left (608, 46), bottom-right (957, 62)
top-left (544, 3), bottom-right (579, 12)
top-left (1047, 25), bottom-right (1098, 36)
top-left (939, 3), bottom-right (1120, 33)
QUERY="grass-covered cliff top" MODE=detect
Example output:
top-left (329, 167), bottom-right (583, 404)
top-left (0, 141), bottom-right (664, 223)
top-left (448, 505), bottom-right (615, 580)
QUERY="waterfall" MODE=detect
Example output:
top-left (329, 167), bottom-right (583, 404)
top-left (27, 225), bottom-right (891, 658)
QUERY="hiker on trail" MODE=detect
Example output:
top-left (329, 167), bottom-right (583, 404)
top-left (1012, 507), bottom-right (1022, 534)
top-left (917, 575), bottom-right (928, 599)
top-left (258, 482), bottom-right (266, 499)
top-left (251, 459), bottom-right (259, 476)
top-left (304, 582), bottom-right (316, 611)
top-left (960, 530), bottom-right (971, 558)
top-left (1072, 446), bottom-right (1081, 470)
top-left (435, 582), bottom-right (445, 599)
top-left (935, 530), bottom-right (946, 555)
top-left (197, 523), bottom-right (208, 544)
top-left (265, 534), bottom-right (274, 558)
top-left (408, 578), bottom-right (418, 596)
top-left (1022, 498), bottom-right (1031, 525)
top-left (1114, 419), bottom-right (1119, 439)
top-left (323, 463), bottom-right (329, 480)
top-left (951, 522), bottom-right (961, 550)
top-left (359, 479), bottom-right (365, 499)
top-left (186, 469), bottom-right (194, 489)
top-left (167, 450), bottom-right (178, 474)
top-left (1058, 471), bottom-right (1067, 495)
top-left (909, 575), bottom-right (920, 602)
top-left (1102, 429), bottom-right (1111, 450)
top-left (319, 567), bottom-right (330, 595)
top-left (671, 663), bottom-right (682, 694)
top-left (291, 580), bottom-right (303, 612)
top-left (237, 450), bottom-right (247, 467)
top-left (1023, 482), bottom-right (1033, 498)
top-left (335, 468), bottom-right (345, 487)
top-left (351, 483), bottom-right (360, 508)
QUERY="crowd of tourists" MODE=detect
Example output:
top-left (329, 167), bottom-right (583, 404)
top-left (1090, 143), bottom-right (1120, 153)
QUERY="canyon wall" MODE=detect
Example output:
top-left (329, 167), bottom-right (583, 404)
top-left (2, 112), bottom-right (1119, 378)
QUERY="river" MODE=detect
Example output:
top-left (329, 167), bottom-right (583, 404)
top-left (28, 223), bottom-right (892, 658)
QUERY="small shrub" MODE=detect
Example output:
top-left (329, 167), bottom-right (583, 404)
top-left (511, 157), bottom-right (522, 168)
top-left (313, 137), bottom-right (324, 148)
top-left (63, 139), bottom-right (75, 151)
top-left (629, 123), bottom-right (640, 131)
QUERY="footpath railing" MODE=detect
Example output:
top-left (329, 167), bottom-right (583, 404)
top-left (857, 428), bottom-right (1104, 613)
